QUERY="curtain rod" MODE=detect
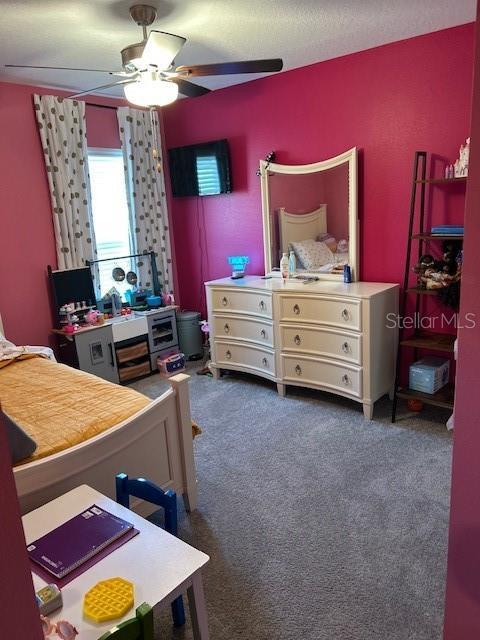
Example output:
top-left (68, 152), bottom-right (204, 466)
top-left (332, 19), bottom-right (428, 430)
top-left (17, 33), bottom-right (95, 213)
top-left (85, 102), bottom-right (118, 111)
top-left (85, 101), bottom-right (154, 113)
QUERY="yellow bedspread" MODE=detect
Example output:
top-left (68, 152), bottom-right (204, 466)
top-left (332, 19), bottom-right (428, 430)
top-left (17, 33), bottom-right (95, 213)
top-left (0, 357), bottom-right (151, 464)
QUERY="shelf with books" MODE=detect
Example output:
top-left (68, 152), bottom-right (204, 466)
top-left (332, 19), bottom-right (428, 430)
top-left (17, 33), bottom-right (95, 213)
top-left (412, 233), bottom-right (464, 241)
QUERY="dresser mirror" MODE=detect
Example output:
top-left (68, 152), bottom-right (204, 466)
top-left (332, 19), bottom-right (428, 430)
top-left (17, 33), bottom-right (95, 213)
top-left (260, 147), bottom-right (358, 280)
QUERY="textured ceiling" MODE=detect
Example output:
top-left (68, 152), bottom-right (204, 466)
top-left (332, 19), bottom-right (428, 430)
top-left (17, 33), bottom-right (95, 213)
top-left (0, 0), bottom-right (476, 98)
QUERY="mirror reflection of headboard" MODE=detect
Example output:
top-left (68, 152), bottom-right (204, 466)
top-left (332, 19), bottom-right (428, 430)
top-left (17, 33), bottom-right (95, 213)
top-left (278, 205), bottom-right (327, 254)
top-left (260, 147), bottom-right (358, 280)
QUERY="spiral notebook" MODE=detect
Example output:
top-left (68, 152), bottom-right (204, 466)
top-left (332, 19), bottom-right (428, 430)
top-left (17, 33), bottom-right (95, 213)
top-left (27, 505), bottom-right (134, 579)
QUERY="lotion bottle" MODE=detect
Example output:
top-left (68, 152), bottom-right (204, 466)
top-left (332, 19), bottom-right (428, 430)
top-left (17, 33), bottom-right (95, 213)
top-left (288, 250), bottom-right (296, 278)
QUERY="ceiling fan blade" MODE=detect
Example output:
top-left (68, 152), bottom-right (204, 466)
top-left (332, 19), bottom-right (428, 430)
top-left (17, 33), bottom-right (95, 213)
top-left (175, 58), bottom-right (283, 77)
top-left (169, 77), bottom-right (210, 98)
top-left (5, 64), bottom-right (117, 74)
top-left (68, 79), bottom-right (134, 99)
top-left (142, 30), bottom-right (187, 70)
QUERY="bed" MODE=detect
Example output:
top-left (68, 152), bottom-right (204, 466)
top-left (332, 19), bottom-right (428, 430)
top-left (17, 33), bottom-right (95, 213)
top-left (0, 315), bottom-right (197, 515)
top-left (278, 205), bottom-right (349, 272)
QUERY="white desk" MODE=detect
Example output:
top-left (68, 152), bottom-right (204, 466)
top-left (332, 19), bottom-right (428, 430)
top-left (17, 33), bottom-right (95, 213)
top-left (23, 485), bottom-right (210, 639)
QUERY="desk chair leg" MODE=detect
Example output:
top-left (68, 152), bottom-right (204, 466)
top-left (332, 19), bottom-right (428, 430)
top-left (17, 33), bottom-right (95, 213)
top-left (187, 572), bottom-right (209, 640)
top-left (171, 597), bottom-right (186, 627)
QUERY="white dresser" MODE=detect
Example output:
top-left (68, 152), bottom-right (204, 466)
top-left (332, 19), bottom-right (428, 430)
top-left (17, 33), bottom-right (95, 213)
top-left (206, 277), bottom-right (398, 419)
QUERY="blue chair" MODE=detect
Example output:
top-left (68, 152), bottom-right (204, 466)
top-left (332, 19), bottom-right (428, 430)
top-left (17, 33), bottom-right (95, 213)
top-left (115, 473), bottom-right (186, 627)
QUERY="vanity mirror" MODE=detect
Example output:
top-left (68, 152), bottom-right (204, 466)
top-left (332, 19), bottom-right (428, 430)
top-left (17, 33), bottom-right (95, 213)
top-left (260, 147), bottom-right (358, 280)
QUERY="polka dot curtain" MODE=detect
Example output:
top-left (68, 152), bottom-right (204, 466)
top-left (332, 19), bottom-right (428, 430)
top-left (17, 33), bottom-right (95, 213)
top-left (34, 95), bottom-right (98, 276)
top-left (117, 107), bottom-right (174, 294)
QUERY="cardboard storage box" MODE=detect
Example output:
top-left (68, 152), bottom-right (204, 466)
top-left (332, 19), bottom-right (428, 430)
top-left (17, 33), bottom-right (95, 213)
top-left (409, 356), bottom-right (450, 394)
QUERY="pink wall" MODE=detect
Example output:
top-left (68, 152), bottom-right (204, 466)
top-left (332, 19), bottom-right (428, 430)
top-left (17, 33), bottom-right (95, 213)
top-left (0, 83), bottom-right (123, 345)
top-left (0, 83), bottom-right (57, 345)
top-left (163, 24), bottom-right (474, 315)
top-left (444, 3), bottom-right (480, 637)
top-left (323, 163), bottom-right (349, 241)
top-left (268, 171), bottom-right (326, 217)
top-left (0, 414), bottom-right (43, 639)
top-left (0, 83), bottom-right (177, 346)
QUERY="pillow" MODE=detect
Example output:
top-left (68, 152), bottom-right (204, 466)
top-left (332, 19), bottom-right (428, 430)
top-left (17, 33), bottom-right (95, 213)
top-left (291, 239), bottom-right (335, 270)
top-left (1, 410), bottom-right (37, 464)
top-left (337, 239), bottom-right (349, 254)
top-left (317, 232), bottom-right (335, 243)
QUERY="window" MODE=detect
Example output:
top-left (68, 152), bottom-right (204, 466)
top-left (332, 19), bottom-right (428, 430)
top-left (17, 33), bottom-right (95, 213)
top-left (196, 155), bottom-right (221, 196)
top-left (88, 149), bottom-right (133, 299)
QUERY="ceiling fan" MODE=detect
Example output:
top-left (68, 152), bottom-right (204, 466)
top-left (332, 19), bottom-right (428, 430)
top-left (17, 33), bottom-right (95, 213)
top-left (5, 4), bottom-right (284, 108)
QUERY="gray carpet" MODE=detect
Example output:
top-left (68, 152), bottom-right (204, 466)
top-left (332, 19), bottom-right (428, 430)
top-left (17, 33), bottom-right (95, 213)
top-left (130, 365), bottom-right (452, 640)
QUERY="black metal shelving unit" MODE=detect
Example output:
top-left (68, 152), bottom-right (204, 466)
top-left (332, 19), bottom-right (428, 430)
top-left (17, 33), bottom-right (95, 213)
top-left (391, 151), bottom-right (466, 423)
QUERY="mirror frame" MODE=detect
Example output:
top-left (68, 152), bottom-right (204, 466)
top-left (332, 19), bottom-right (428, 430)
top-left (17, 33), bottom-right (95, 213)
top-left (260, 147), bottom-right (358, 281)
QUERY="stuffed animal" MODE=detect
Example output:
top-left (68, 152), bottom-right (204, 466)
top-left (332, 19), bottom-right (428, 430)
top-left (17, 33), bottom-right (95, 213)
top-left (413, 241), bottom-right (462, 308)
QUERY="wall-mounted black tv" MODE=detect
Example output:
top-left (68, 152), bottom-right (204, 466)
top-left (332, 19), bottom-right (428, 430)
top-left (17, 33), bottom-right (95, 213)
top-left (168, 139), bottom-right (232, 197)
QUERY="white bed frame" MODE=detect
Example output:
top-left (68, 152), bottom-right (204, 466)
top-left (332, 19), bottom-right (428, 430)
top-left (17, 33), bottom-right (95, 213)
top-left (278, 205), bottom-right (327, 253)
top-left (1, 316), bottom-right (197, 515)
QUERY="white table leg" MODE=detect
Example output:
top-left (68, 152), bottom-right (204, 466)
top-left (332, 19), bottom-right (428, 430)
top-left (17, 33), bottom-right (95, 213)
top-left (187, 571), bottom-right (209, 640)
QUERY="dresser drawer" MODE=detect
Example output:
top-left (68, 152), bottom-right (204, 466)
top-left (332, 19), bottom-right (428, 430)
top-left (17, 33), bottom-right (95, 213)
top-left (280, 325), bottom-right (361, 364)
top-left (211, 288), bottom-right (272, 318)
top-left (215, 341), bottom-right (275, 377)
top-left (278, 295), bottom-right (361, 331)
top-left (281, 354), bottom-right (362, 398)
top-left (213, 315), bottom-right (274, 347)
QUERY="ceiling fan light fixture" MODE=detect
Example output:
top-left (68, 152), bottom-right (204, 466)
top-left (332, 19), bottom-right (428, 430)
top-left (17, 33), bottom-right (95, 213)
top-left (142, 31), bottom-right (187, 70)
top-left (124, 75), bottom-right (179, 107)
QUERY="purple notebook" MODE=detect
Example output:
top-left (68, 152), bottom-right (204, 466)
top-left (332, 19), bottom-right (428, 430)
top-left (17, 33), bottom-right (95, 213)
top-left (27, 505), bottom-right (134, 579)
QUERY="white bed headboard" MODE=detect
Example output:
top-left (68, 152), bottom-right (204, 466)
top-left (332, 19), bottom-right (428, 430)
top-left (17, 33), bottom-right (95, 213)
top-left (278, 205), bottom-right (327, 254)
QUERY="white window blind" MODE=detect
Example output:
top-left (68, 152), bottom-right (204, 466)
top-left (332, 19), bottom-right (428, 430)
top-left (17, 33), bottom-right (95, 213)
top-left (196, 155), bottom-right (221, 195)
top-left (88, 149), bottom-right (133, 299)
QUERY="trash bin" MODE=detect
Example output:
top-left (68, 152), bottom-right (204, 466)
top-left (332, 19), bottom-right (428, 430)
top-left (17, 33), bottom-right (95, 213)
top-left (176, 311), bottom-right (203, 359)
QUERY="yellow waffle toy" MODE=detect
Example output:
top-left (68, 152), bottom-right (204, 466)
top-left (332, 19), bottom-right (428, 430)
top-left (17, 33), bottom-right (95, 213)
top-left (83, 577), bottom-right (134, 623)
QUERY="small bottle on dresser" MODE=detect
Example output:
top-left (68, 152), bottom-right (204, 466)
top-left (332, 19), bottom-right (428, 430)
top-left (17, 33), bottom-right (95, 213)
top-left (280, 252), bottom-right (289, 280)
top-left (288, 250), bottom-right (296, 278)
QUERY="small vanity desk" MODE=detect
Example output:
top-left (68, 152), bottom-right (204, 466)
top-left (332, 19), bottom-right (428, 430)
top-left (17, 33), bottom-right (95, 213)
top-left (206, 148), bottom-right (399, 419)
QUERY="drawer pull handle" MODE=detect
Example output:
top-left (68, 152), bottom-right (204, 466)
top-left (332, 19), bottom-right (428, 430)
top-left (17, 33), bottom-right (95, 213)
top-left (341, 308), bottom-right (350, 321)
top-left (262, 357), bottom-right (268, 367)
top-left (225, 350), bottom-right (232, 360)
top-left (342, 374), bottom-right (350, 385)
top-left (295, 364), bottom-right (302, 376)
top-left (342, 342), bottom-right (350, 353)
top-left (293, 304), bottom-right (300, 315)
top-left (260, 329), bottom-right (267, 339)
top-left (222, 296), bottom-right (228, 306)
top-left (294, 334), bottom-right (301, 346)
top-left (259, 300), bottom-right (266, 311)
top-left (224, 323), bottom-right (230, 334)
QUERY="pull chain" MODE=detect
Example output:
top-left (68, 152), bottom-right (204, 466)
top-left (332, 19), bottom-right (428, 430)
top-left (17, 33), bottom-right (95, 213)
top-left (150, 108), bottom-right (162, 173)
